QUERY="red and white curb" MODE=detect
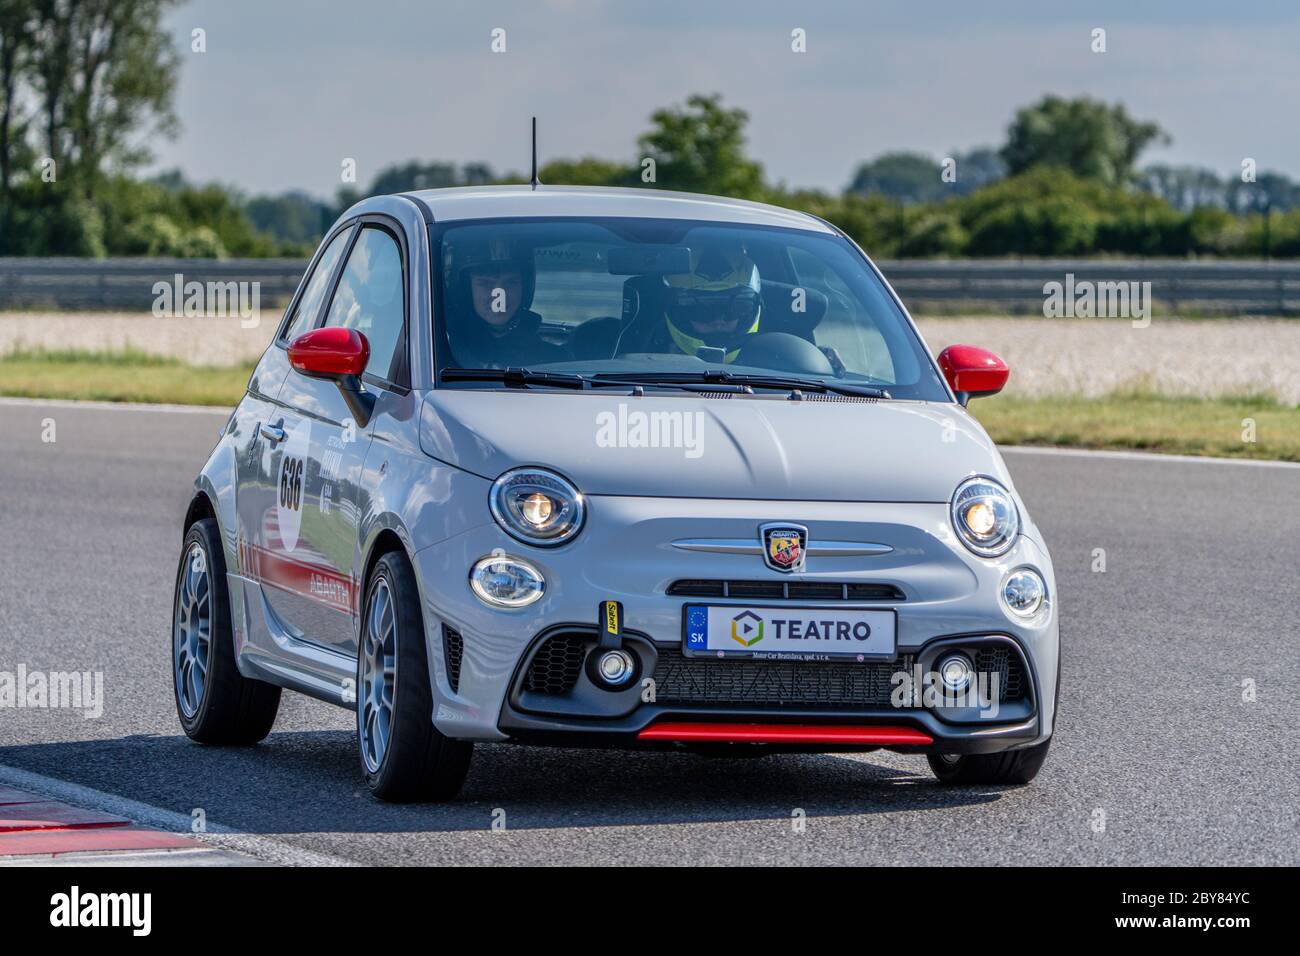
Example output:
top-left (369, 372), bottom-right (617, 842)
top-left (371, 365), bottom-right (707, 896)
top-left (0, 766), bottom-right (355, 867)
top-left (0, 783), bottom-right (244, 864)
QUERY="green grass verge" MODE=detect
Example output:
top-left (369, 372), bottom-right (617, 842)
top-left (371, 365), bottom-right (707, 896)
top-left (3, 348), bottom-right (1297, 461)
top-left (0, 348), bottom-right (253, 406)
top-left (972, 390), bottom-right (1300, 461)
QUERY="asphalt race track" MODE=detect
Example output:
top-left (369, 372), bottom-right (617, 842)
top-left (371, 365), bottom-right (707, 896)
top-left (1, 398), bottom-right (1297, 865)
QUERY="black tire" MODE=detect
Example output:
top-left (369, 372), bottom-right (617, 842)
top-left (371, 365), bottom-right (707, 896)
top-left (357, 552), bottom-right (473, 802)
top-left (927, 738), bottom-right (1051, 786)
top-left (172, 518), bottom-right (281, 744)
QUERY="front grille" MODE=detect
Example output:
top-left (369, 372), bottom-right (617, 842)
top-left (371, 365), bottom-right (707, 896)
top-left (728, 580), bottom-right (784, 599)
top-left (443, 625), bottom-right (464, 693)
top-left (524, 632), bottom-right (588, 695)
top-left (520, 633), bottom-right (1029, 706)
top-left (652, 646), bottom-right (914, 709)
top-left (652, 645), bottom-right (1028, 708)
top-left (667, 580), bottom-right (904, 602)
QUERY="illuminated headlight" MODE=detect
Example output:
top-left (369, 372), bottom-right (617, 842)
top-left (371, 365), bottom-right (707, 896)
top-left (469, 555), bottom-right (545, 608)
top-left (489, 468), bottom-right (585, 546)
top-left (951, 477), bottom-right (1019, 557)
top-left (1002, 567), bottom-right (1047, 618)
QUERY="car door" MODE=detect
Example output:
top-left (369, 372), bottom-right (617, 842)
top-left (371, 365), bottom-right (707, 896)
top-left (234, 223), bottom-right (354, 632)
top-left (264, 220), bottom-right (410, 656)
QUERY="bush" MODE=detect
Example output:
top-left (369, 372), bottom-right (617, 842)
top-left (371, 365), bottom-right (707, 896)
top-left (774, 191), bottom-right (905, 257)
top-left (897, 208), bottom-right (967, 257)
top-left (1244, 209), bottom-right (1300, 257)
top-left (1185, 207), bottom-right (1246, 255)
top-left (964, 197), bottom-right (1100, 256)
top-left (0, 187), bottom-right (107, 256)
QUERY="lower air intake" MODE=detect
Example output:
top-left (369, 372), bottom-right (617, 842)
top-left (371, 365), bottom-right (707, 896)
top-left (523, 632), bottom-right (588, 695)
top-left (443, 625), bottom-right (464, 693)
top-left (652, 647), bottom-right (916, 709)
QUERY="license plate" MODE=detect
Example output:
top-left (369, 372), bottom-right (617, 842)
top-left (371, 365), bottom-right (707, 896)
top-left (682, 604), bottom-right (896, 661)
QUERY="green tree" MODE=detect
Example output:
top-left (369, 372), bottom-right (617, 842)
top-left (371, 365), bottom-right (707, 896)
top-left (383, 160), bottom-right (498, 193)
top-left (27, 0), bottom-right (179, 199)
top-left (847, 151), bottom-right (944, 203)
top-left (949, 147), bottom-right (1006, 195)
top-left (539, 156), bottom-right (634, 187)
top-left (1140, 165), bottom-right (1227, 211)
top-left (0, 0), bottom-right (36, 199)
top-left (1000, 95), bottom-right (1167, 187)
top-left (637, 93), bottom-right (764, 199)
top-left (245, 190), bottom-right (333, 244)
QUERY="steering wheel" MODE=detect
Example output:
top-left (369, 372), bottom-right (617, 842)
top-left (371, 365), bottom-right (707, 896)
top-left (734, 332), bottom-right (835, 376)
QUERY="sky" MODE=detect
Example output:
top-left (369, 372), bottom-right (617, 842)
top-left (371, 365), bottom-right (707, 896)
top-left (151, 0), bottom-right (1300, 200)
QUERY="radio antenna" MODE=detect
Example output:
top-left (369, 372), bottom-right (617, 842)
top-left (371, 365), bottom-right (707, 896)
top-left (530, 116), bottom-right (540, 190)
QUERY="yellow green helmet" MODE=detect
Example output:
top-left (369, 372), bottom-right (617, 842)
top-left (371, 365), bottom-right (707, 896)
top-left (663, 245), bottom-right (762, 353)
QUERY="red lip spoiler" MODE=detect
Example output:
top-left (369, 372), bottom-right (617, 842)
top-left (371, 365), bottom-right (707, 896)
top-left (637, 722), bottom-right (934, 745)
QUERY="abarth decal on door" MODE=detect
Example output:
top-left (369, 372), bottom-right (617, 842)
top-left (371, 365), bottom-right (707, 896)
top-left (237, 535), bottom-right (356, 614)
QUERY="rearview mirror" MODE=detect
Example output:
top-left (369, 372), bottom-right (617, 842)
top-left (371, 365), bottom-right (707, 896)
top-left (937, 345), bottom-right (1009, 405)
top-left (288, 327), bottom-right (375, 425)
top-left (607, 244), bottom-right (692, 275)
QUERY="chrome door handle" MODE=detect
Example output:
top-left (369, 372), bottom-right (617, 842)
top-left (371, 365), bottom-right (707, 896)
top-left (260, 423), bottom-right (286, 443)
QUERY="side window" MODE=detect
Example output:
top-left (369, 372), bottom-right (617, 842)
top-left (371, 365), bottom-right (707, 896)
top-left (282, 227), bottom-right (353, 342)
top-left (322, 226), bottom-right (406, 382)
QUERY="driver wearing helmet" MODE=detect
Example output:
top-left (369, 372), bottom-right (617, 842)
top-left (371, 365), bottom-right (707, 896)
top-left (444, 238), bottom-right (568, 368)
top-left (652, 245), bottom-right (762, 363)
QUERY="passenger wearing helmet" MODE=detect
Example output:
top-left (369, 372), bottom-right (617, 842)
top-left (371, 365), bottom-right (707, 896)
top-left (653, 245), bottom-right (762, 363)
top-left (444, 238), bottom-right (568, 368)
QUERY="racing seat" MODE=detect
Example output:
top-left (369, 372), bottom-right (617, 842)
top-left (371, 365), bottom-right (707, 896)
top-left (568, 274), bottom-right (664, 359)
top-left (757, 280), bottom-right (829, 343)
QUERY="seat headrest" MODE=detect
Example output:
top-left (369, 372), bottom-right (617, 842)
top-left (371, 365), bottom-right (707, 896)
top-left (760, 280), bottom-right (829, 332)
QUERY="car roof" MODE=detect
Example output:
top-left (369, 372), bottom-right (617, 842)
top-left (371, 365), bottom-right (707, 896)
top-left (398, 185), bottom-right (837, 234)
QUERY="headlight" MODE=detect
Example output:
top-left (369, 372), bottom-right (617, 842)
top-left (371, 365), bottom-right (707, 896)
top-left (1002, 567), bottom-right (1047, 618)
top-left (489, 468), bottom-right (585, 546)
top-left (951, 477), bottom-right (1019, 557)
top-left (469, 554), bottom-right (545, 608)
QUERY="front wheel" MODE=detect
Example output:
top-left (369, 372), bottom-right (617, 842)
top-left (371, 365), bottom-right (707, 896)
top-left (172, 518), bottom-right (281, 744)
top-left (927, 738), bottom-right (1051, 786)
top-left (357, 552), bottom-right (473, 802)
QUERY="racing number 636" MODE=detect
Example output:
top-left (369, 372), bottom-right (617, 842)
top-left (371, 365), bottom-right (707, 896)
top-left (280, 456), bottom-right (303, 512)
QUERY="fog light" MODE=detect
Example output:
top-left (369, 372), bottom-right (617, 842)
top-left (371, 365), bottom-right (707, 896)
top-left (1002, 567), bottom-right (1046, 618)
top-left (469, 555), bottom-right (545, 608)
top-left (937, 653), bottom-right (974, 694)
top-left (594, 648), bottom-right (636, 687)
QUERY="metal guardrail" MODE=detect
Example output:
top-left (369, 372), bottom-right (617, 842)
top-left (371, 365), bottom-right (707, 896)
top-left (2, 257), bottom-right (1299, 314)
top-left (0, 258), bottom-right (307, 310)
top-left (876, 260), bottom-right (1300, 314)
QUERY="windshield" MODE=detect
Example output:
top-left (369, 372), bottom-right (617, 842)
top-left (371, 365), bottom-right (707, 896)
top-left (433, 217), bottom-right (949, 401)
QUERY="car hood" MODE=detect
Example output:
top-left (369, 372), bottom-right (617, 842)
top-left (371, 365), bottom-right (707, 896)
top-left (419, 390), bottom-right (1010, 503)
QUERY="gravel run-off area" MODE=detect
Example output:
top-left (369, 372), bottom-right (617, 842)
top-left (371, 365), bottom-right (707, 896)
top-left (2, 311), bottom-right (1298, 404)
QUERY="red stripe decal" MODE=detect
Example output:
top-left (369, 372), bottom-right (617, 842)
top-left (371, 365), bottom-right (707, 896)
top-left (637, 723), bottom-right (934, 745)
top-left (240, 539), bottom-right (355, 613)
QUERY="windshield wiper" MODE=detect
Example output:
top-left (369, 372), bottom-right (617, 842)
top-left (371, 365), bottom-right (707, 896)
top-left (441, 367), bottom-right (752, 394)
top-left (594, 370), bottom-right (891, 399)
top-left (441, 367), bottom-right (593, 389)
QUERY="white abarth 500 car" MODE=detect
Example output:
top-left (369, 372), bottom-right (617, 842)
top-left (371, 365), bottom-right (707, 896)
top-left (172, 186), bottom-right (1059, 801)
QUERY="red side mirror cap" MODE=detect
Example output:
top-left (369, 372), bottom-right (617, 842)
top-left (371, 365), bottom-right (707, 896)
top-left (288, 327), bottom-right (369, 379)
top-left (937, 345), bottom-right (1009, 401)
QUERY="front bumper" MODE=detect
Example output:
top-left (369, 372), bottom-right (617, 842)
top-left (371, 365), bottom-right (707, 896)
top-left (412, 494), bottom-right (1059, 752)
